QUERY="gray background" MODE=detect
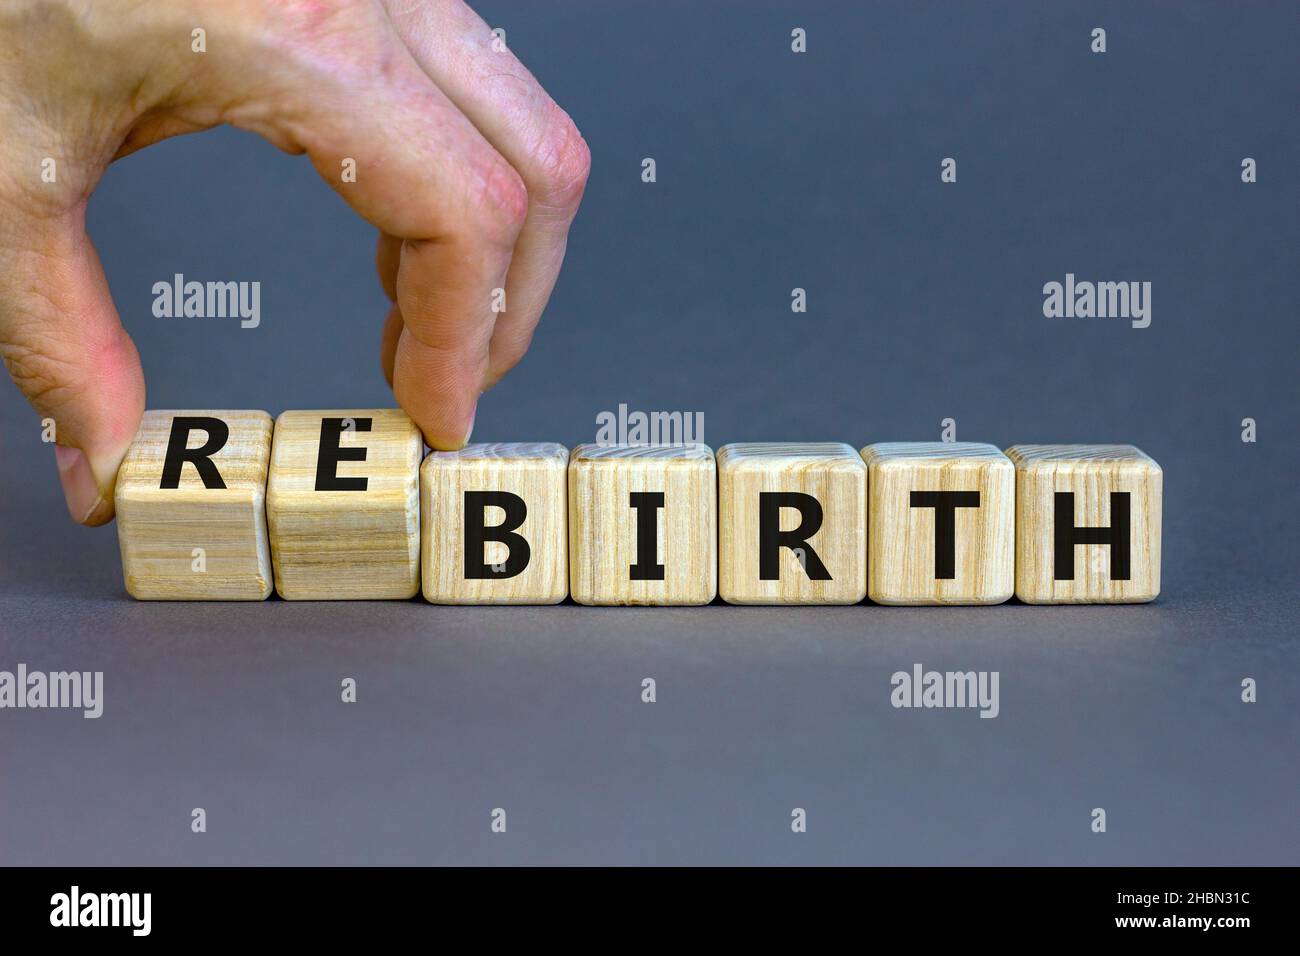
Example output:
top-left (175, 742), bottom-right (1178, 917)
top-left (2, 1), bottom-right (1296, 865)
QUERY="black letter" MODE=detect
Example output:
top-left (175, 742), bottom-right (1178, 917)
top-left (1054, 492), bottom-right (1130, 580)
top-left (315, 417), bottom-right (372, 491)
top-left (759, 492), bottom-right (831, 580)
top-left (909, 491), bottom-right (981, 579)
top-left (464, 491), bottom-right (530, 579)
top-left (629, 492), bottom-right (665, 580)
top-left (160, 416), bottom-right (229, 489)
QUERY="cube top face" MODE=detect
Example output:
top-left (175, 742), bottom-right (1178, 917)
top-left (425, 441), bottom-right (568, 465)
top-left (1006, 444), bottom-right (1162, 604)
top-left (718, 442), bottom-right (866, 604)
top-left (862, 442), bottom-right (1014, 605)
top-left (267, 409), bottom-right (422, 600)
top-left (1004, 444), bottom-right (1160, 473)
top-left (861, 441), bottom-right (1010, 467)
top-left (114, 410), bottom-right (273, 601)
top-left (421, 442), bottom-right (568, 605)
top-left (571, 442), bottom-right (715, 463)
top-left (568, 443), bottom-right (717, 606)
top-left (718, 441), bottom-right (863, 472)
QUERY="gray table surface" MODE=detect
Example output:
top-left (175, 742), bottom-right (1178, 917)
top-left (1, 1), bottom-right (1296, 865)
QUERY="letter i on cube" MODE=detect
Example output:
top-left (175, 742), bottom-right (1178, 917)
top-left (568, 443), bottom-right (717, 605)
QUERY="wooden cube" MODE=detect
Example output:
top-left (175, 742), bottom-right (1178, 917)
top-left (1006, 444), bottom-right (1162, 604)
top-left (420, 443), bottom-right (568, 604)
top-left (861, 442), bottom-right (1014, 605)
top-left (267, 409), bottom-right (422, 600)
top-left (568, 443), bottom-right (717, 605)
top-left (115, 409), bottom-right (273, 600)
top-left (718, 442), bottom-right (866, 604)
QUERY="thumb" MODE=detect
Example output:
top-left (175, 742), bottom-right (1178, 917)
top-left (0, 201), bottom-right (145, 525)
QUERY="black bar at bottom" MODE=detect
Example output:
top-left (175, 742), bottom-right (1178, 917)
top-left (0, 865), bottom-right (1282, 942)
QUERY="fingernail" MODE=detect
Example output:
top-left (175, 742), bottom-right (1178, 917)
top-left (462, 403), bottom-right (478, 447)
top-left (55, 445), bottom-right (110, 524)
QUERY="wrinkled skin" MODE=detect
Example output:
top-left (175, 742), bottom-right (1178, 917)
top-left (0, 0), bottom-right (590, 523)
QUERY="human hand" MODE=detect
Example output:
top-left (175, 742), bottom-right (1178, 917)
top-left (0, 0), bottom-right (590, 524)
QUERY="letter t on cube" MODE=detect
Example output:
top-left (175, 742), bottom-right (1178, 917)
top-left (861, 442), bottom-right (1014, 605)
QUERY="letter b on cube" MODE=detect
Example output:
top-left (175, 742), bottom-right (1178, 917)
top-left (421, 443), bottom-right (568, 604)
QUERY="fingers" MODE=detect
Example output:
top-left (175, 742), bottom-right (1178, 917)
top-left (383, 0), bottom-right (591, 387)
top-left (0, 204), bottom-right (145, 525)
top-left (232, 4), bottom-right (525, 447)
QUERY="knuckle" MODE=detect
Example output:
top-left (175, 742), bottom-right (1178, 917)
top-left (0, 337), bottom-right (73, 413)
top-left (469, 155), bottom-right (529, 246)
top-left (529, 109), bottom-right (591, 212)
top-left (272, 0), bottom-right (375, 41)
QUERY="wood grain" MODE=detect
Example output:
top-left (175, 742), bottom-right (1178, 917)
top-left (421, 442), bottom-right (568, 604)
top-left (267, 409), bottom-right (422, 600)
top-left (861, 442), bottom-right (1014, 605)
top-left (1006, 444), bottom-right (1162, 604)
top-left (718, 442), bottom-right (866, 604)
top-left (115, 409), bottom-right (273, 600)
top-left (568, 443), bottom-right (717, 606)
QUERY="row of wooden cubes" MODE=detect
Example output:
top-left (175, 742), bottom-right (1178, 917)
top-left (115, 410), bottom-right (1162, 605)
